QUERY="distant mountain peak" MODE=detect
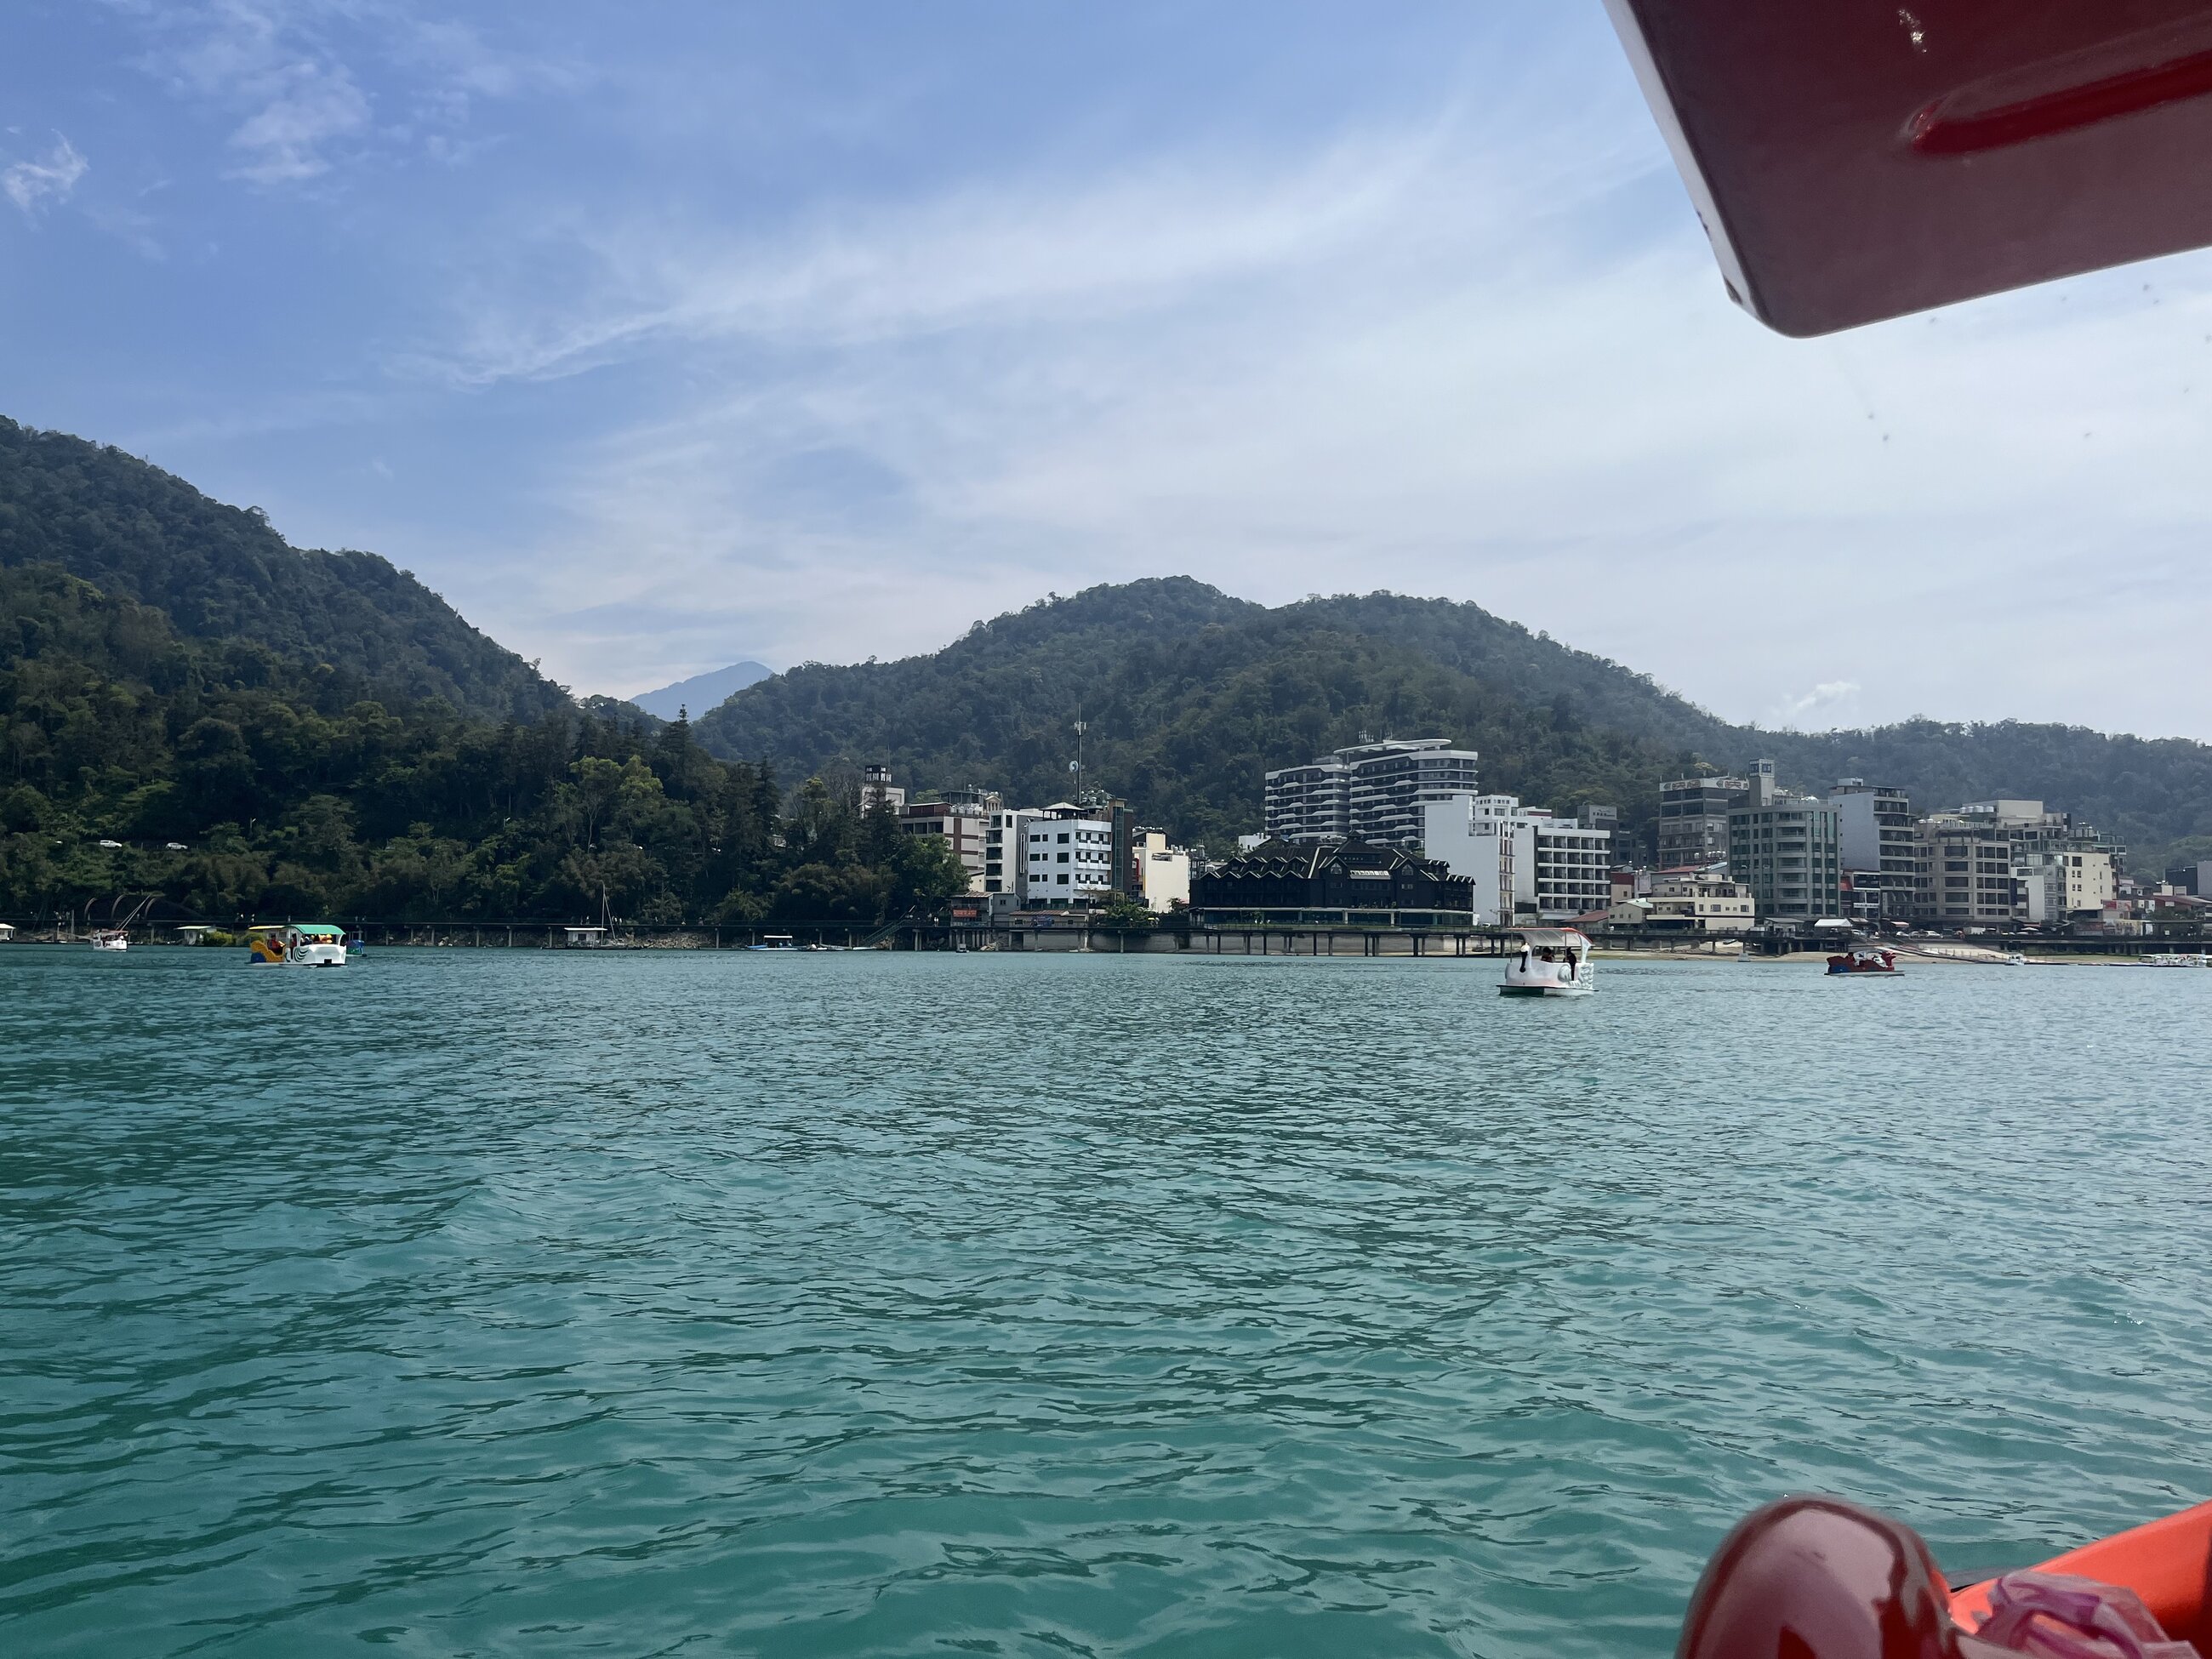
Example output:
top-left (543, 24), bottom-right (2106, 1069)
top-left (629, 661), bottom-right (775, 721)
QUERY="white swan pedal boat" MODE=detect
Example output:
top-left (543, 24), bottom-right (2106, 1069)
top-left (246, 924), bottom-right (348, 967)
top-left (1501, 928), bottom-right (1594, 997)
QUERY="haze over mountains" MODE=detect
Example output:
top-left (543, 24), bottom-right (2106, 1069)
top-left (629, 663), bottom-right (774, 722)
top-left (4, 418), bottom-right (2209, 883)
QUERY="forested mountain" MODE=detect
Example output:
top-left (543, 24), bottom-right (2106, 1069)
top-left (0, 563), bottom-right (964, 925)
top-left (693, 579), bottom-right (1717, 853)
top-left (0, 419), bottom-right (567, 723)
top-left (697, 579), bottom-right (2212, 871)
top-left (6, 413), bottom-right (2207, 909)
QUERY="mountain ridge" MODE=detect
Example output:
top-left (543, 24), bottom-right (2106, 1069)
top-left (0, 418), bottom-right (569, 723)
top-left (3, 413), bottom-right (2204, 875)
top-left (694, 578), bottom-right (2212, 872)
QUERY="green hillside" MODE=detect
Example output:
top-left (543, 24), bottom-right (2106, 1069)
top-left (0, 419), bottom-right (567, 723)
top-left (0, 563), bottom-right (963, 926)
top-left (8, 407), bottom-right (2207, 888)
top-left (693, 579), bottom-right (1705, 853)
top-left (696, 580), bottom-right (2212, 871)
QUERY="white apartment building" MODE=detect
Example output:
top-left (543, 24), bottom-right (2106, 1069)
top-left (2020, 847), bottom-right (2117, 926)
top-left (1265, 738), bottom-right (1480, 848)
top-left (1263, 759), bottom-right (1353, 841)
top-left (1913, 799), bottom-right (2109, 927)
top-left (1422, 794), bottom-right (1612, 925)
top-left (1646, 872), bottom-right (1755, 932)
top-left (983, 808), bottom-right (1037, 904)
top-left (861, 764), bottom-right (907, 813)
top-left (1132, 830), bottom-right (1192, 914)
top-left (1024, 803), bottom-right (1119, 905)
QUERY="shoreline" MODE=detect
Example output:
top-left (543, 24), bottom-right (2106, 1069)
top-left (1593, 945), bottom-right (2152, 966)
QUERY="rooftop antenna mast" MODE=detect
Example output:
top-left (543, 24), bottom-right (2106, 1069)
top-left (1073, 721), bottom-right (1088, 801)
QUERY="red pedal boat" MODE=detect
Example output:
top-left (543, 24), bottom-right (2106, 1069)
top-left (1828, 947), bottom-right (1901, 976)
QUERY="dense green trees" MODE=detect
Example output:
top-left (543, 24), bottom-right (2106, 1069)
top-left (0, 566), bottom-right (968, 926)
top-left (9, 412), bottom-right (2210, 892)
top-left (697, 579), bottom-right (2212, 871)
top-left (0, 419), bottom-right (567, 722)
top-left (696, 579), bottom-right (1701, 856)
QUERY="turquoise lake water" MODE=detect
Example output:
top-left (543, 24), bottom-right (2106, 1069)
top-left (3, 947), bottom-right (2209, 1657)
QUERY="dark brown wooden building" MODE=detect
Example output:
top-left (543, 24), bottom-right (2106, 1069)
top-left (1189, 837), bottom-right (1474, 926)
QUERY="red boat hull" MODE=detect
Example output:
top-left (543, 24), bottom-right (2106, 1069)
top-left (1949, 1500), bottom-right (2212, 1649)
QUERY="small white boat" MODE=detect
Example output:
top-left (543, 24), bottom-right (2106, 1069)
top-left (89, 931), bottom-right (128, 952)
top-left (1502, 928), bottom-right (1594, 997)
top-left (2146, 952), bottom-right (2212, 968)
top-left (748, 935), bottom-right (798, 952)
top-left (246, 924), bottom-right (348, 967)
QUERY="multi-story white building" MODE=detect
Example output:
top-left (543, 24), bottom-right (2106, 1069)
top-left (1645, 872), bottom-right (1755, 932)
top-left (1263, 759), bottom-right (1353, 842)
top-left (861, 764), bottom-right (906, 814)
top-left (982, 809), bottom-right (1037, 904)
top-left (1422, 794), bottom-right (1611, 925)
top-left (1265, 739), bottom-right (1479, 848)
top-left (1912, 799), bottom-right (2112, 928)
top-left (1132, 830), bottom-right (1192, 914)
top-left (2019, 847), bottom-right (2117, 926)
top-left (1023, 803), bottom-right (1120, 906)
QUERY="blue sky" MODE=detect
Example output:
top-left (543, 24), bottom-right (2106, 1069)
top-left (5, 2), bottom-right (2211, 739)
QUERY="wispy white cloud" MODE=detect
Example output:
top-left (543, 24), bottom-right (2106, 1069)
top-left (3, 134), bottom-right (88, 216)
top-left (135, 0), bottom-right (575, 187)
top-left (1772, 681), bottom-right (1864, 730)
top-left (466, 94), bottom-right (2212, 738)
top-left (418, 121), bottom-right (1472, 388)
top-left (225, 59), bottom-right (372, 182)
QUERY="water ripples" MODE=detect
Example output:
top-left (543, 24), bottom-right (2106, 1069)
top-left (3, 949), bottom-right (2209, 1656)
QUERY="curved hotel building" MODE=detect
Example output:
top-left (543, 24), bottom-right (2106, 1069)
top-left (1263, 739), bottom-right (1482, 848)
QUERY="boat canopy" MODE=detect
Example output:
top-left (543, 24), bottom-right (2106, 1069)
top-left (294, 925), bottom-right (345, 938)
top-left (1507, 928), bottom-right (1588, 949)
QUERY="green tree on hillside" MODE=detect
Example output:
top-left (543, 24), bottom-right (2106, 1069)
top-left (0, 562), bottom-right (985, 926)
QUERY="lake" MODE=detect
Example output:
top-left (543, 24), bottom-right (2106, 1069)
top-left (4, 947), bottom-right (2209, 1657)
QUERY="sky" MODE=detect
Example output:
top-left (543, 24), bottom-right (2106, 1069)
top-left (4, 2), bottom-right (2210, 738)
